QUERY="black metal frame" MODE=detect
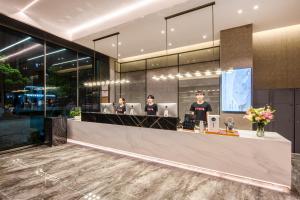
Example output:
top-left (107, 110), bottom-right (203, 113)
top-left (165, 2), bottom-right (215, 20)
top-left (93, 32), bottom-right (120, 42)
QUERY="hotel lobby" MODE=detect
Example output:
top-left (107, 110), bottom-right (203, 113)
top-left (0, 0), bottom-right (300, 199)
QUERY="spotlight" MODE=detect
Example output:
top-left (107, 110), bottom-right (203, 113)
top-left (185, 72), bottom-right (192, 77)
top-left (205, 70), bottom-right (212, 76)
top-left (168, 74), bottom-right (175, 79)
top-left (237, 9), bottom-right (243, 14)
top-left (194, 71), bottom-right (202, 76)
top-left (152, 76), bottom-right (160, 81)
top-left (175, 73), bottom-right (183, 78)
top-left (215, 69), bottom-right (222, 75)
top-left (160, 75), bottom-right (167, 80)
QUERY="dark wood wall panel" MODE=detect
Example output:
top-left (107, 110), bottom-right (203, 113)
top-left (253, 25), bottom-right (300, 89)
top-left (220, 24), bottom-right (253, 130)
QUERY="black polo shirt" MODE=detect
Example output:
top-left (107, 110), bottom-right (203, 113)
top-left (145, 104), bottom-right (158, 116)
top-left (190, 101), bottom-right (212, 122)
top-left (116, 105), bottom-right (126, 114)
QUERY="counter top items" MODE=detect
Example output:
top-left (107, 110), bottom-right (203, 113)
top-left (182, 114), bottom-right (195, 130)
top-left (207, 115), bottom-right (220, 132)
top-left (205, 129), bottom-right (239, 137)
top-left (244, 106), bottom-right (276, 137)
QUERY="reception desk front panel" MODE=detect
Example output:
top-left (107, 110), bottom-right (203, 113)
top-left (81, 112), bottom-right (179, 130)
top-left (67, 120), bottom-right (291, 192)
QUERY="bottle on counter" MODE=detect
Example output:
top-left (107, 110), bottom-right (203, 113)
top-left (199, 120), bottom-right (205, 133)
top-left (164, 106), bottom-right (169, 117)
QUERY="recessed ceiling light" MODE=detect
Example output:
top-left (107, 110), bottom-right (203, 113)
top-left (170, 28), bottom-right (175, 32)
top-left (202, 35), bottom-right (207, 39)
top-left (112, 43), bottom-right (116, 47)
top-left (253, 5), bottom-right (259, 10)
top-left (237, 9), bottom-right (243, 14)
top-left (168, 42), bottom-right (172, 46)
top-left (161, 30), bottom-right (165, 34)
top-left (118, 53), bottom-right (121, 57)
top-left (118, 42), bottom-right (122, 45)
top-left (140, 48), bottom-right (144, 52)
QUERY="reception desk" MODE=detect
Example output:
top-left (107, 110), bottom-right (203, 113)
top-left (82, 112), bottom-right (179, 130)
top-left (67, 119), bottom-right (291, 192)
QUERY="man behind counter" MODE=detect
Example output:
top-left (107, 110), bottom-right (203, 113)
top-left (190, 90), bottom-right (212, 123)
top-left (145, 95), bottom-right (158, 116)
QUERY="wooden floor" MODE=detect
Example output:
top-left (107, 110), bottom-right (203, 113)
top-left (0, 144), bottom-right (299, 200)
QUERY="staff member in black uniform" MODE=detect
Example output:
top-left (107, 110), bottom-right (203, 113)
top-left (145, 95), bottom-right (158, 115)
top-left (115, 97), bottom-right (126, 114)
top-left (190, 90), bottom-right (212, 123)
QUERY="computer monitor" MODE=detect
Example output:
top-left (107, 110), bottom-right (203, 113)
top-left (157, 103), bottom-right (177, 117)
top-left (100, 103), bottom-right (114, 114)
top-left (125, 103), bottom-right (142, 115)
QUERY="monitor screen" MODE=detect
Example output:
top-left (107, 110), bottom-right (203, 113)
top-left (221, 67), bottom-right (252, 112)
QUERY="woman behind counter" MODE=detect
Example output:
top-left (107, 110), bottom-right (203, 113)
top-left (115, 97), bottom-right (126, 114)
top-left (145, 95), bottom-right (158, 116)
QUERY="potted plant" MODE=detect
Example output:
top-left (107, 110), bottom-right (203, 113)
top-left (244, 106), bottom-right (276, 137)
top-left (69, 107), bottom-right (81, 121)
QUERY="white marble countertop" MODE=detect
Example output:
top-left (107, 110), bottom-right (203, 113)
top-left (177, 128), bottom-right (290, 143)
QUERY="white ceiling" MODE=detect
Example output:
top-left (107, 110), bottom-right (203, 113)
top-left (1, 0), bottom-right (300, 59)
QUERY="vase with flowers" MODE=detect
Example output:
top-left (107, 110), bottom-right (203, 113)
top-left (244, 106), bottom-right (276, 137)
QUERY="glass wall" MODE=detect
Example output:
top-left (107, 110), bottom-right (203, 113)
top-left (178, 47), bottom-right (220, 119)
top-left (120, 60), bottom-right (146, 108)
top-left (117, 46), bottom-right (220, 121)
top-left (0, 26), bottom-right (45, 150)
top-left (147, 55), bottom-right (178, 105)
top-left (0, 25), bottom-right (107, 151)
top-left (79, 54), bottom-right (96, 112)
top-left (45, 43), bottom-right (78, 117)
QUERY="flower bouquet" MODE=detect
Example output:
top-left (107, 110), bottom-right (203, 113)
top-left (244, 106), bottom-right (276, 137)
